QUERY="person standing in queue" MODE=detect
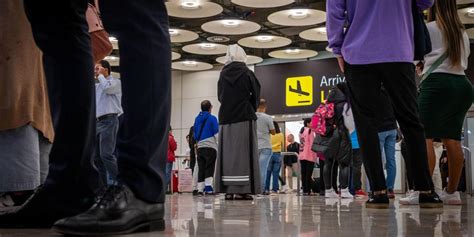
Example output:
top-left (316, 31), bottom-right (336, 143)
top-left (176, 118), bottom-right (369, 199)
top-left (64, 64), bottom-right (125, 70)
top-left (193, 100), bottom-right (219, 196)
top-left (415, 0), bottom-right (473, 205)
top-left (0, 0), bottom-right (173, 234)
top-left (94, 60), bottom-right (122, 186)
top-left (327, 0), bottom-right (442, 208)
top-left (214, 44), bottom-right (261, 200)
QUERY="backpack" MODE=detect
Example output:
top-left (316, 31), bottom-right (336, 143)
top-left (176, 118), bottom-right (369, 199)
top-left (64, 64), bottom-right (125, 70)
top-left (311, 102), bottom-right (335, 136)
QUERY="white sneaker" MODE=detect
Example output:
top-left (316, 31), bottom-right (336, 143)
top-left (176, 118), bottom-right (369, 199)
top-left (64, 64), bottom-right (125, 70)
top-left (340, 188), bottom-right (354, 199)
top-left (325, 189), bottom-right (339, 198)
top-left (440, 189), bottom-right (462, 205)
top-left (281, 185), bottom-right (289, 193)
top-left (399, 190), bottom-right (419, 205)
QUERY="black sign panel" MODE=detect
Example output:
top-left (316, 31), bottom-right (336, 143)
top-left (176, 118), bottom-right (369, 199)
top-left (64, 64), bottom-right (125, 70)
top-left (255, 58), bottom-right (344, 115)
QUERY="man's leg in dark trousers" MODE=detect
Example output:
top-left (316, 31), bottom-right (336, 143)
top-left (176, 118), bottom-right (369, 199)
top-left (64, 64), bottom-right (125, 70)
top-left (378, 63), bottom-right (433, 191)
top-left (24, 0), bottom-right (100, 200)
top-left (345, 63), bottom-right (387, 192)
top-left (100, 0), bottom-right (171, 203)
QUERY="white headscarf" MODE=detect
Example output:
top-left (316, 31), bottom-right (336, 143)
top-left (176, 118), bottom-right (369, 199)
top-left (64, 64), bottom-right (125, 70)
top-left (224, 44), bottom-right (247, 65)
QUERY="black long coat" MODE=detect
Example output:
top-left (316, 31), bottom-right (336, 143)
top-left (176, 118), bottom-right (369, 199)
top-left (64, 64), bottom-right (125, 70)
top-left (218, 62), bottom-right (261, 125)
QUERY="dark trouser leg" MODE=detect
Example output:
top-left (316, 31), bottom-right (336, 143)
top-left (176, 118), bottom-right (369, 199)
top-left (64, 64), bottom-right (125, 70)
top-left (300, 160), bottom-right (308, 193)
top-left (190, 150), bottom-right (196, 174)
top-left (332, 160), bottom-right (338, 191)
top-left (378, 63), bottom-right (433, 191)
top-left (319, 159), bottom-right (325, 193)
top-left (352, 149), bottom-right (363, 190)
top-left (100, 0), bottom-right (171, 203)
top-left (339, 164), bottom-right (350, 189)
top-left (197, 149), bottom-right (206, 183)
top-left (24, 0), bottom-right (99, 198)
top-left (345, 63), bottom-right (387, 192)
top-left (323, 158), bottom-right (335, 190)
top-left (204, 148), bottom-right (217, 179)
top-left (97, 116), bottom-right (119, 185)
top-left (401, 141), bottom-right (415, 190)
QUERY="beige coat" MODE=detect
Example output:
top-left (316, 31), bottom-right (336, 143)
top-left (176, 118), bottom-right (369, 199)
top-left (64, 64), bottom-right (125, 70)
top-left (0, 0), bottom-right (54, 142)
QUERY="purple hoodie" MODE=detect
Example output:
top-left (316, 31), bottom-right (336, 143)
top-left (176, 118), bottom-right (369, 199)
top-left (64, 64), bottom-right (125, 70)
top-left (327, 0), bottom-right (434, 65)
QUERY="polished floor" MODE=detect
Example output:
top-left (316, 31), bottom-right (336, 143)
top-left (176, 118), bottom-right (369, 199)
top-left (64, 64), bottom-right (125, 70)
top-left (1, 193), bottom-right (474, 237)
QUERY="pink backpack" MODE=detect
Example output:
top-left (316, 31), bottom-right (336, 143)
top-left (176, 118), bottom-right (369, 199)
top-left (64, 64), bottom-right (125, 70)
top-left (311, 102), bottom-right (335, 136)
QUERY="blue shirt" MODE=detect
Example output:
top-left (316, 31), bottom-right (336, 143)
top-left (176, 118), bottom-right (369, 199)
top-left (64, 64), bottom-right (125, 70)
top-left (95, 75), bottom-right (123, 118)
top-left (194, 112), bottom-right (219, 150)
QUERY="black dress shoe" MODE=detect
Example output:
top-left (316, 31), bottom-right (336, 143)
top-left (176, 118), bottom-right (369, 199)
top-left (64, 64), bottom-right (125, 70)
top-left (419, 191), bottom-right (443, 208)
top-left (0, 185), bottom-right (89, 228)
top-left (53, 184), bottom-right (165, 235)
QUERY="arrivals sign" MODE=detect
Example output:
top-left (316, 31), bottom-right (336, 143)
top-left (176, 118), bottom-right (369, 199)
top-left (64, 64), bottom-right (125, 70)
top-left (255, 58), bottom-right (344, 115)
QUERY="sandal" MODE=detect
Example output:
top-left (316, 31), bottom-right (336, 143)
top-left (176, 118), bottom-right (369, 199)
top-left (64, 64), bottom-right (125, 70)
top-left (234, 194), bottom-right (253, 200)
top-left (225, 194), bottom-right (234, 200)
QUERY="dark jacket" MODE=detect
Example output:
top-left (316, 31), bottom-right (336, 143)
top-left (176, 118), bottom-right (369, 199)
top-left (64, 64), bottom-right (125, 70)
top-left (377, 89), bottom-right (398, 132)
top-left (315, 88), bottom-right (352, 166)
top-left (218, 62), bottom-right (261, 125)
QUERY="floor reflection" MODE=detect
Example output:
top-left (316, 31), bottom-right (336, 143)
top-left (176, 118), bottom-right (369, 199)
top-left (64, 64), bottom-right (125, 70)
top-left (160, 194), bottom-right (474, 237)
top-left (0, 194), bottom-right (472, 236)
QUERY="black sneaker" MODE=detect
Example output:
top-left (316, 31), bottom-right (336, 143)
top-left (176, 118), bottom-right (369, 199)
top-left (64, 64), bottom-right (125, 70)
top-left (192, 190), bottom-right (199, 196)
top-left (197, 192), bottom-right (204, 197)
top-left (419, 191), bottom-right (443, 208)
top-left (365, 192), bottom-right (389, 209)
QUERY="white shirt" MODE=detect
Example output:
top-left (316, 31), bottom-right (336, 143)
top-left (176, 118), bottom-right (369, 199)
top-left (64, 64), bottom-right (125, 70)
top-left (422, 21), bottom-right (470, 76)
top-left (95, 74), bottom-right (123, 118)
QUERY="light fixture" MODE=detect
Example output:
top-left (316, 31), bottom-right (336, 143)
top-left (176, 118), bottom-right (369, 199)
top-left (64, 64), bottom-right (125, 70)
top-left (468, 8), bottom-right (474, 17)
top-left (108, 36), bottom-right (118, 42)
top-left (182, 61), bottom-right (198, 67)
top-left (169, 29), bottom-right (180, 36)
top-left (222, 20), bottom-right (240, 28)
top-left (104, 56), bottom-right (119, 61)
top-left (289, 9), bottom-right (309, 19)
top-left (256, 35), bottom-right (273, 43)
top-left (180, 0), bottom-right (200, 10)
top-left (285, 49), bottom-right (301, 55)
top-left (317, 27), bottom-right (327, 34)
top-left (200, 43), bottom-right (217, 50)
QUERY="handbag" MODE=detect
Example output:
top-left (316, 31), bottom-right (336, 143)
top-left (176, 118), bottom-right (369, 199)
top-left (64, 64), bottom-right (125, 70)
top-left (86, 1), bottom-right (113, 64)
top-left (420, 52), bottom-right (448, 82)
top-left (412, 0), bottom-right (432, 60)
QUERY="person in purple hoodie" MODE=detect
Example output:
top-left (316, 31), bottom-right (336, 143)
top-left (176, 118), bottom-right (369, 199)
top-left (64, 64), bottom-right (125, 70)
top-left (327, 0), bottom-right (442, 208)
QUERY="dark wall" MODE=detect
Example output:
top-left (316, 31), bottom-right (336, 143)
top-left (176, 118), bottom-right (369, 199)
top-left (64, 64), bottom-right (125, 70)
top-left (255, 58), bottom-right (344, 115)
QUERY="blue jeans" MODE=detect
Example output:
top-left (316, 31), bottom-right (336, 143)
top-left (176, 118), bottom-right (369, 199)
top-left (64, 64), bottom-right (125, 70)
top-left (258, 148), bottom-right (273, 191)
top-left (265, 152), bottom-right (282, 192)
top-left (378, 129), bottom-right (397, 190)
top-left (165, 162), bottom-right (173, 187)
top-left (96, 115), bottom-right (119, 185)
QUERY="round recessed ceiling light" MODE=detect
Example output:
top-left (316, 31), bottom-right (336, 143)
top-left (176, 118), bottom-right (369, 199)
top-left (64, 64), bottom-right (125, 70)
top-left (201, 19), bottom-right (260, 35)
top-left (108, 36), bottom-right (118, 43)
top-left (299, 27), bottom-right (328, 41)
top-left (285, 49), bottom-right (301, 55)
top-left (458, 7), bottom-right (474, 23)
top-left (180, 0), bottom-right (200, 10)
top-left (289, 9), bottom-right (309, 19)
top-left (238, 35), bottom-right (291, 49)
top-left (166, 0), bottom-right (223, 19)
top-left (231, 0), bottom-right (294, 8)
top-left (216, 55), bottom-right (263, 65)
top-left (169, 29), bottom-right (180, 37)
top-left (200, 43), bottom-right (217, 50)
top-left (256, 35), bottom-right (273, 43)
top-left (222, 20), bottom-right (240, 28)
top-left (182, 61), bottom-right (198, 67)
top-left (268, 9), bottom-right (326, 26)
top-left (172, 52), bottom-right (181, 61)
top-left (269, 49), bottom-right (318, 59)
top-left (172, 61), bottom-right (213, 71)
top-left (183, 43), bottom-right (228, 55)
top-left (207, 35), bottom-right (230, 43)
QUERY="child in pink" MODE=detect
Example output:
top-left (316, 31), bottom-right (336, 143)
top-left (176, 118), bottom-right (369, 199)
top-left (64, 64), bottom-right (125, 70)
top-left (299, 118), bottom-right (317, 195)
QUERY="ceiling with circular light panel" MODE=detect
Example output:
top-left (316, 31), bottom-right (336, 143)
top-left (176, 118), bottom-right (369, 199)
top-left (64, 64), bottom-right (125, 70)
top-left (172, 61), bottom-right (214, 71)
top-left (269, 48), bottom-right (318, 59)
top-left (182, 42), bottom-right (228, 55)
top-left (172, 52), bottom-right (181, 60)
top-left (202, 19), bottom-right (261, 35)
top-left (170, 29), bottom-right (200, 43)
top-left (231, 0), bottom-right (294, 8)
top-left (216, 55), bottom-right (263, 65)
top-left (107, 0), bottom-right (474, 72)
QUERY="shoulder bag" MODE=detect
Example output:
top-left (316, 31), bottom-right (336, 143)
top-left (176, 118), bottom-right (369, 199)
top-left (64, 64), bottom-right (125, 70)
top-left (86, 0), bottom-right (113, 64)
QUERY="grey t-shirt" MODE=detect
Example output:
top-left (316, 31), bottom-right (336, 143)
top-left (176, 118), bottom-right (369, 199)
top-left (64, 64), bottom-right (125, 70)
top-left (256, 112), bottom-right (275, 150)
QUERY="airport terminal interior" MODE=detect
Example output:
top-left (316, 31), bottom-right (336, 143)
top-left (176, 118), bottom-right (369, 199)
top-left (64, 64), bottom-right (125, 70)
top-left (2, 0), bottom-right (474, 236)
